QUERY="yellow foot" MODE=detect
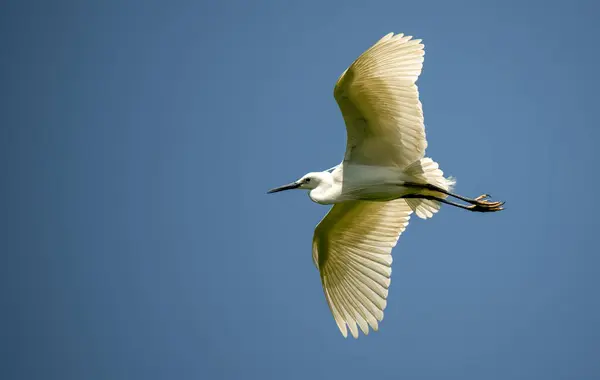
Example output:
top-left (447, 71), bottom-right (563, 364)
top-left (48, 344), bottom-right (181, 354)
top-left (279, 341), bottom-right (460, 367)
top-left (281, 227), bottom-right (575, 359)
top-left (474, 194), bottom-right (490, 201)
top-left (468, 194), bottom-right (504, 212)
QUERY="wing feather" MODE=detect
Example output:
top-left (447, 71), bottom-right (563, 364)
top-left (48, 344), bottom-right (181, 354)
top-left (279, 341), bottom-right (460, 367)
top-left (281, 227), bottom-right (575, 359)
top-left (312, 199), bottom-right (412, 338)
top-left (334, 33), bottom-right (427, 168)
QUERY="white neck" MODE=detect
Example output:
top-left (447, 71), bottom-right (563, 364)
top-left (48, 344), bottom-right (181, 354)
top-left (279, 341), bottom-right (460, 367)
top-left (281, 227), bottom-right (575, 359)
top-left (308, 172), bottom-right (339, 204)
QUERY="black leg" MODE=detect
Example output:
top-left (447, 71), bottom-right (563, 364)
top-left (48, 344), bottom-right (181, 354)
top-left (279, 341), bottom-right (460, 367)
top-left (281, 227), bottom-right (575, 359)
top-left (402, 194), bottom-right (504, 212)
top-left (402, 182), bottom-right (504, 210)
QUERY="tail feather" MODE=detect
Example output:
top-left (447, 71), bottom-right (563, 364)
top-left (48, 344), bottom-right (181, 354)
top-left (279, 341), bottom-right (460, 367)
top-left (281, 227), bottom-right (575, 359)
top-left (404, 158), bottom-right (456, 219)
top-left (405, 198), bottom-right (440, 219)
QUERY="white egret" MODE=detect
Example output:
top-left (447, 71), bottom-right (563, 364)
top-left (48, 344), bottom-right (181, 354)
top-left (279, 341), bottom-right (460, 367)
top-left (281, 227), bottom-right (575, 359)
top-left (268, 33), bottom-right (503, 338)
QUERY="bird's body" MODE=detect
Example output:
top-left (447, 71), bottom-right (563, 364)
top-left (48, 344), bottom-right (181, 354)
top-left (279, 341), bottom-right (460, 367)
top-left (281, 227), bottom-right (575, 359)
top-left (305, 163), bottom-right (451, 205)
top-left (268, 32), bottom-right (503, 338)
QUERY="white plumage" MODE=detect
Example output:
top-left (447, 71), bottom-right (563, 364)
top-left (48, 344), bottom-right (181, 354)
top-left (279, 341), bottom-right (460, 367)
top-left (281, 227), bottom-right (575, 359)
top-left (268, 33), bottom-right (503, 338)
top-left (335, 33), bottom-right (427, 169)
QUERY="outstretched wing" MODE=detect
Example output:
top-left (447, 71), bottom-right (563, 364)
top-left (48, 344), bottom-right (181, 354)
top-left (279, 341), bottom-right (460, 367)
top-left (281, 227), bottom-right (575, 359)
top-left (312, 199), bottom-right (413, 338)
top-left (334, 33), bottom-right (427, 168)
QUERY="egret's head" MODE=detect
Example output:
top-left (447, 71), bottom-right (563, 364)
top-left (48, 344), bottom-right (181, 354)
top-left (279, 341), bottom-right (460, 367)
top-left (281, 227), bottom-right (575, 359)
top-left (267, 172), bottom-right (329, 194)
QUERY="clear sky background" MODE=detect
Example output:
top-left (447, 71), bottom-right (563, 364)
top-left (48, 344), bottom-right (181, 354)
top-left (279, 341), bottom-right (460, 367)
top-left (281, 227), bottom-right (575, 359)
top-left (2, 0), bottom-right (600, 379)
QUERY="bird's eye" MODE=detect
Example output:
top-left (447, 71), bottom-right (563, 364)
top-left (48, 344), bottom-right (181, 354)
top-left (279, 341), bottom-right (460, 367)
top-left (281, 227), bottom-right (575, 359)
top-left (305, 178), bottom-right (311, 183)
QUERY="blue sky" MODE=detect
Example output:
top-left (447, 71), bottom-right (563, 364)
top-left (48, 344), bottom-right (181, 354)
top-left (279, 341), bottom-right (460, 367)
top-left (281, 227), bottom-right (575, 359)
top-left (2, 0), bottom-right (600, 379)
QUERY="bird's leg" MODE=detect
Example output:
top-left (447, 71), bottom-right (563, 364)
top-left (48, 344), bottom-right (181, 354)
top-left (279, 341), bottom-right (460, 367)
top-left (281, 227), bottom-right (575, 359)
top-left (402, 183), bottom-right (504, 212)
top-left (403, 194), bottom-right (504, 212)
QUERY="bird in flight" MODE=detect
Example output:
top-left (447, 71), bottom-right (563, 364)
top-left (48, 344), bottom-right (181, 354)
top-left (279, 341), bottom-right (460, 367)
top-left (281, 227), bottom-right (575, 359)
top-left (268, 33), bottom-right (504, 338)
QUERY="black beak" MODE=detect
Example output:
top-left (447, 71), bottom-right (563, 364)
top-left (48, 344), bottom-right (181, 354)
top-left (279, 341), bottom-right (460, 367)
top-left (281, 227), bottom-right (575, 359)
top-left (267, 181), bottom-right (301, 194)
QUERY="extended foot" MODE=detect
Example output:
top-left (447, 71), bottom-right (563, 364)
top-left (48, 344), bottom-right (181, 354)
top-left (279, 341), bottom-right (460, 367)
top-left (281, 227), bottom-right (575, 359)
top-left (467, 194), bottom-right (504, 212)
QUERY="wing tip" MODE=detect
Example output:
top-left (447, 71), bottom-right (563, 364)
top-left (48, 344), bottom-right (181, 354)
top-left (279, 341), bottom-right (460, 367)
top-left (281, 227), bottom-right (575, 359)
top-left (339, 325), bottom-right (349, 338)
